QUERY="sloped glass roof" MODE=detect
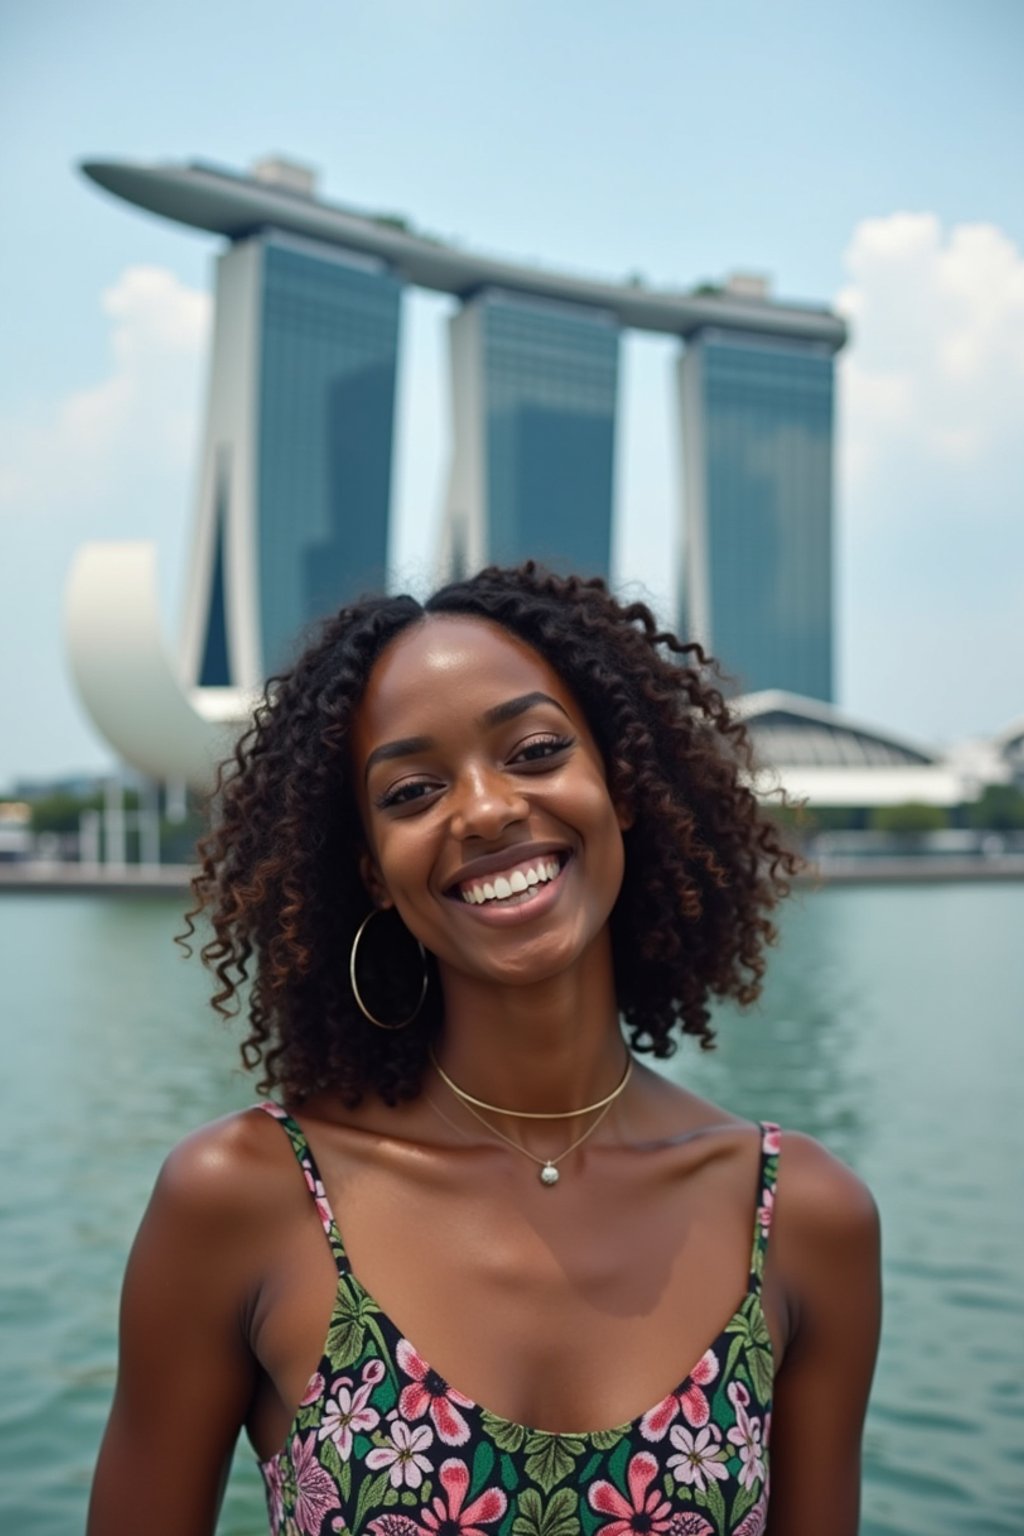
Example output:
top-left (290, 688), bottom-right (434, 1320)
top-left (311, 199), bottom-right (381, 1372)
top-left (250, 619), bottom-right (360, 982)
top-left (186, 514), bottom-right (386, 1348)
top-left (747, 710), bottom-right (935, 768)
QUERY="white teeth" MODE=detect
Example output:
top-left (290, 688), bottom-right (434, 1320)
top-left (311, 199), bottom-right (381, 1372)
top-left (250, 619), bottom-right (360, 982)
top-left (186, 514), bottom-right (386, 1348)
top-left (458, 855), bottom-right (564, 906)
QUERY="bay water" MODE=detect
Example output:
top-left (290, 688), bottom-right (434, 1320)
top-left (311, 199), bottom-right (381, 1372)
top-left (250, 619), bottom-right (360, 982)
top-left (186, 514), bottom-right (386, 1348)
top-left (0, 884), bottom-right (1021, 1533)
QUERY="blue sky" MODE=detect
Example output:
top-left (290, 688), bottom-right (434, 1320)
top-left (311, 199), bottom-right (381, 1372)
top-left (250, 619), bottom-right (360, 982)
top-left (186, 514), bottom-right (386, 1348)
top-left (2, 0), bottom-right (1022, 787)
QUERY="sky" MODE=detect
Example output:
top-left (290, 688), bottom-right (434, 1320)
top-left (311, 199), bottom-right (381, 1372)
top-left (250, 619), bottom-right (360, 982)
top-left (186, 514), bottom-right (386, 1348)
top-left (2, 0), bottom-right (1023, 789)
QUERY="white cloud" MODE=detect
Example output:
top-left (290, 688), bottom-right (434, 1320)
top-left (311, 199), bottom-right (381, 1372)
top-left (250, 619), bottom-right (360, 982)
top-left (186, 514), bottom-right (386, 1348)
top-left (0, 266), bottom-right (210, 786)
top-left (837, 213), bottom-right (1024, 497)
top-left (835, 213), bottom-right (1024, 741)
top-left (0, 265), bottom-right (210, 514)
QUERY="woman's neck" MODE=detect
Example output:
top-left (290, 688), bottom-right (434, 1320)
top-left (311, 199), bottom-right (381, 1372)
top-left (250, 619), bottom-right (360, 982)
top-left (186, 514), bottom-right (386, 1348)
top-left (433, 936), bottom-right (626, 1116)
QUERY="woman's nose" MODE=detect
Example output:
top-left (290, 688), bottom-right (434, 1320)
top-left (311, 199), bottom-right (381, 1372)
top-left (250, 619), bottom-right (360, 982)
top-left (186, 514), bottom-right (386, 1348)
top-left (449, 765), bottom-right (529, 840)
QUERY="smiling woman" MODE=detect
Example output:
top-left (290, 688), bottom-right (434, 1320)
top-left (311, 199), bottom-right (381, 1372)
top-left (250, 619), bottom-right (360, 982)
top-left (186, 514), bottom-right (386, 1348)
top-left (87, 564), bottom-right (881, 1536)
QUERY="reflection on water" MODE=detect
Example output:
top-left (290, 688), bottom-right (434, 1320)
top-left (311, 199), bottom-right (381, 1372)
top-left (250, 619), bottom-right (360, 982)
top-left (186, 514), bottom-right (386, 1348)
top-left (671, 887), bottom-right (876, 1164)
top-left (677, 885), bottom-right (1024, 1535)
top-left (1, 886), bottom-right (1022, 1534)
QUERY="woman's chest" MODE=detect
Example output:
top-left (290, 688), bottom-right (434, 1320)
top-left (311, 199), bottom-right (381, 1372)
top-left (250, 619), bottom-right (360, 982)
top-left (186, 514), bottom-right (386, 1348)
top-left (254, 1150), bottom-right (781, 1443)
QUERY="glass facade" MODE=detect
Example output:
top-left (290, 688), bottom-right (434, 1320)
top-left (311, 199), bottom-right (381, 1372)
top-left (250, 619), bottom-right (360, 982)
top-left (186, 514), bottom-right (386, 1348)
top-left (256, 237), bottom-right (401, 672)
top-left (481, 293), bottom-right (619, 577)
top-left (198, 449), bottom-right (231, 687)
top-left (691, 329), bottom-right (834, 700)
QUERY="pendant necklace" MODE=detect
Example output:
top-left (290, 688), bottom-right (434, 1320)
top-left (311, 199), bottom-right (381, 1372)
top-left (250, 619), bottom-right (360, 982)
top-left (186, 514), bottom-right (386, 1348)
top-left (429, 1051), bottom-right (633, 1186)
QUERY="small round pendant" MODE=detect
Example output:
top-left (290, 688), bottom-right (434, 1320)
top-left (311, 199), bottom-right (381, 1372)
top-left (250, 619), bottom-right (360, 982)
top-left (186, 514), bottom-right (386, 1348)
top-left (539, 1163), bottom-right (560, 1186)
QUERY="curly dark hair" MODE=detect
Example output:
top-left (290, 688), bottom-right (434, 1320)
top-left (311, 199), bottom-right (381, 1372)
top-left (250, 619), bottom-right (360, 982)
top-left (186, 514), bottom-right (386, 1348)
top-left (182, 563), bottom-right (799, 1105)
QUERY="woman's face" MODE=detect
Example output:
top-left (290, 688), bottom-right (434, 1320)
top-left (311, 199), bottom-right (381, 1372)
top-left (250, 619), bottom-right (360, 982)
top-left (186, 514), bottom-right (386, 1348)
top-left (351, 615), bottom-right (630, 989)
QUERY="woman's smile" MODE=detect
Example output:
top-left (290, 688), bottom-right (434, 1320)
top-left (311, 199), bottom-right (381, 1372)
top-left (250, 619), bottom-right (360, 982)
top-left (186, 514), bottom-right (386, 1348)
top-left (446, 847), bottom-right (573, 923)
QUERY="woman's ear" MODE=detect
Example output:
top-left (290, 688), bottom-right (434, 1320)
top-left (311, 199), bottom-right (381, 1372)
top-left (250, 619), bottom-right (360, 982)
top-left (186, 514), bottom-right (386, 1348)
top-left (358, 850), bottom-right (394, 910)
top-left (614, 797), bottom-right (636, 833)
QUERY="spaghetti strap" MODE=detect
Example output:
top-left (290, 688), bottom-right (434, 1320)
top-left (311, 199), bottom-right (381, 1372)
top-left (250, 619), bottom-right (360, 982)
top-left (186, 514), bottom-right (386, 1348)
top-left (747, 1120), bottom-right (781, 1294)
top-left (256, 1100), bottom-right (349, 1275)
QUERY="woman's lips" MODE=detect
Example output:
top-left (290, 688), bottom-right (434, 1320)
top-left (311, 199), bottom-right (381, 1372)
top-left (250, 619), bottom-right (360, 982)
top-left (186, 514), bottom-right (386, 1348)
top-left (446, 853), bottom-right (571, 924)
top-left (456, 853), bottom-right (562, 906)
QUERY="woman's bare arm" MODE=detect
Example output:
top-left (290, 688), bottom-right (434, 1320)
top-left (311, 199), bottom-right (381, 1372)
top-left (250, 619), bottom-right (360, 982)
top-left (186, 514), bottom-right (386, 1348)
top-left (766, 1131), bottom-right (882, 1536)
top-left (87, 1118), bottom-right (268, 1536)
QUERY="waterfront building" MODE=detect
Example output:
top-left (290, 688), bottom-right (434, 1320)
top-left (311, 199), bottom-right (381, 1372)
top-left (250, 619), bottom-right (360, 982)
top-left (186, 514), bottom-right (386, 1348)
top-left (185, 230), bottom-right (401, 688)
top-left (70, 155), bottom-right (846, 789)
top-left (735, 691), bottom-right (963, 809)
top-left (679, 313), bottom-right (835, 700)
top-left (441, 290), bottom-right (619, 579)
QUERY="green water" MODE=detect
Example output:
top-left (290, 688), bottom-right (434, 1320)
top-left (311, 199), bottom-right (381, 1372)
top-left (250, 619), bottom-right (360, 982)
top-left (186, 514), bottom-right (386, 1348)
top-left (1, 886), bottom-right (1022, 1533)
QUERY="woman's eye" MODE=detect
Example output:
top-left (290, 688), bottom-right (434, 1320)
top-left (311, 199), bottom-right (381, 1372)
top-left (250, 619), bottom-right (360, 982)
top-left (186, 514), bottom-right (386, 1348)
top-left (511, 734), bottom-right (575, 765)
top-left (376, 780), bottom-right (437, 811)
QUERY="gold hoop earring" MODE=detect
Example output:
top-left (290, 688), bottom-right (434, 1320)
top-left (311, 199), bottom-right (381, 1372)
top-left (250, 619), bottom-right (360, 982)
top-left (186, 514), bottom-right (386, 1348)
top-left (349, 908), bottom-right (428, 1030)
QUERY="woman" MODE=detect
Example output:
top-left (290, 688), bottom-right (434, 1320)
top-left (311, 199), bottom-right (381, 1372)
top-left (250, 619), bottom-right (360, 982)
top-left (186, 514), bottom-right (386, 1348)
top-left (88, 564), bottom-right (881, 1536)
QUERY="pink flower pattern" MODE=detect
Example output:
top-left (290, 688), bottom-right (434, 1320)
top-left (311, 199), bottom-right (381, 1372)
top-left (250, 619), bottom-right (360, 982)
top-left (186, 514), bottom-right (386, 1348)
top-left (396, 1338), bottom-right (474, 1445)
top-left (318, 1359), bottom-right (385, 1458)
top-left (726, 1383), bottom-right (767, 1492)
top-left (666, 1423), bottom-right (730, 1492)
top-left (640, 1348), bottom-right (720, 1440)
top-left (420, 1457), bottom-right (507, 1536)
top-left (589, 1451), bottom-right (674, 1536)
top-left (291, 1431), bottom-right (341, 1535)
top-left (364, 1418), bottom-right (435, 1489)
top-left (256, 1105), bottom-right (781, 1536)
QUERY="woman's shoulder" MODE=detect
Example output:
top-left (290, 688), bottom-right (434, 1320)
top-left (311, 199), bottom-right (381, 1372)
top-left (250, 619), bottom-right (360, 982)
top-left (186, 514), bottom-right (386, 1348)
top-left (646, 1074), bottom-right (878, 1253)
top-left (149, 1102), bottom-right (303, 1235)
top-left (774, 1128), bottom-right (879, 1240)
top-left (769, 1129), bottom-right (881, 1333)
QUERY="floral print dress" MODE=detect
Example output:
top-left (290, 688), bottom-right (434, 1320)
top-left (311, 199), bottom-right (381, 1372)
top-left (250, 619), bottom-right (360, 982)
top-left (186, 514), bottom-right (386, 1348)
top-left (256, 1103), bottom-right (780, 1536)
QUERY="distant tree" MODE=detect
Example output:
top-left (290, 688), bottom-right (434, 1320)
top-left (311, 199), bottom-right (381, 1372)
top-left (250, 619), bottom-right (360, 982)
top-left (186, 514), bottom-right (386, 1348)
top-left (29, 788), bottom-right (139, 836)
top-left (763, 802), bottom-right (870, 835)
top-left (808, 805), bottom-right (868, 832)
top-left (30, 792), bottom-right (100, 835)
top-left (965, 784), bottom-right (1024, 831)
top-left (869, 802), bottom-right (949, 835)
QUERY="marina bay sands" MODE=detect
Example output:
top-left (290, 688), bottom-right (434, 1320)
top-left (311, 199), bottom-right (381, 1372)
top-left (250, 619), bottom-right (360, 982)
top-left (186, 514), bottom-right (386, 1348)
top-left (68, 155), bottom-right (845, 790)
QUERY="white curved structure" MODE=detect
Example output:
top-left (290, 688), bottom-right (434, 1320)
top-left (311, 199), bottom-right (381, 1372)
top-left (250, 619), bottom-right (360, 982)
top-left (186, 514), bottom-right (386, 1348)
top-left (66, 543), bottom-right (255, 791)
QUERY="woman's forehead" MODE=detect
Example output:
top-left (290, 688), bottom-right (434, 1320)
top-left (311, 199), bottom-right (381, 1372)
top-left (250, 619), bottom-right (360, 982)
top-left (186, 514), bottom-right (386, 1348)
top-left (356, 615), bottom-right (574, 733)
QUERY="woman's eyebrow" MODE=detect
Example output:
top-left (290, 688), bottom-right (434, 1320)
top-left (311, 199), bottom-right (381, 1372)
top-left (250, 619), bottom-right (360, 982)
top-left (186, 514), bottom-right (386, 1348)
top-left (364, 694), bottom-right (570, 782)
top-left (364, 735), bottom-right (434, 780)
top-left (481, 691), bottom-right (571, 727)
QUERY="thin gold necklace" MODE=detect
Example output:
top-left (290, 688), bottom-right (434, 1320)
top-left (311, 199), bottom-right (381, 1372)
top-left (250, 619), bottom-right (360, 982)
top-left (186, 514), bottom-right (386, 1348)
top-left (447, 1089), bottom-right (619, 1187)
top-left (429, 1049), bottom-right (633, 1121)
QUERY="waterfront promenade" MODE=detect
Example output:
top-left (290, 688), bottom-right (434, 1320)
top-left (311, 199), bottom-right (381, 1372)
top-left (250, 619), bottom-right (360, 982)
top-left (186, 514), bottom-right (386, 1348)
top-left (4, 853), bottom-right (1024, 895)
